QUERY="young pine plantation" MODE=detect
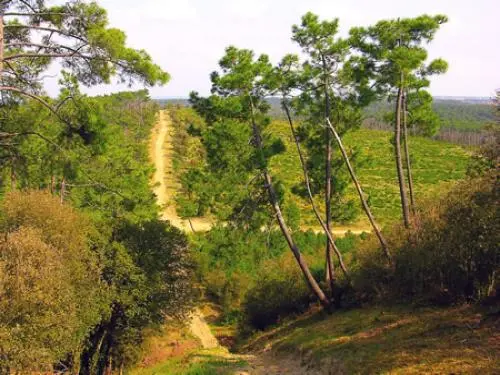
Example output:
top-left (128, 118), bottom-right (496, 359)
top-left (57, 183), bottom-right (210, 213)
top-left (0, 2), bottom-right (498, 375)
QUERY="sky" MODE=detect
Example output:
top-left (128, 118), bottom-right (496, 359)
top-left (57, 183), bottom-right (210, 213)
top-left (47, 0), bottom-right (500, 98)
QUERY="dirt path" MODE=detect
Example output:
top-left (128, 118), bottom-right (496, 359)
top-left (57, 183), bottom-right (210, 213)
top-left (150, 109), bottom-right (370, 237)
top-left (149, 110), bottom-right (349, 374)
top-left (150, 110), bottom-right (213, 232)
top-left (189, 309), bottom-right (219, 349)
top-left (187, 318), bottom-right (317, 375)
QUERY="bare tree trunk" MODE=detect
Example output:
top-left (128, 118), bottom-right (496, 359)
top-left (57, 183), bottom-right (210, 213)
top-left (324, 80), bottom-right (336, 293)
top-left (60, 177), bottom-right (66, 204)
top-left (326, 118), bottom-right (392, 263)
top-left (0, 10), bottom-right (4, 76)
top-left (105, 357), bottom-right (112, 375)
top-left (188, 218), bottom-right (196, 233)
top-left (283, 101), bottom-right (350, 283)
top-left (10, 157), bottom-right (15, 191)
top-left (395, 75), bottom-right (410, 228)
top-left (79, 325), bottom-right (107, 375)
top-left (50, 175), bottom-right (55, 194)
top-left (402, 92), bottom-right (415, 213)
top-left (249, 98), bottom-right (330, 307)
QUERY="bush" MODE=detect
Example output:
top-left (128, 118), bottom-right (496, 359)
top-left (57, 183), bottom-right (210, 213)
top-left (354, 173), bottom-right (499, 304)
top-left (242, 255), bottom-right (315, 330)
top-left (0, 191), bottom-right (107, 371)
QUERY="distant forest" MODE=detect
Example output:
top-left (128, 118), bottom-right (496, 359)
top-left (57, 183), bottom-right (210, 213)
top-left (158, 97), bottom-right (495, 145)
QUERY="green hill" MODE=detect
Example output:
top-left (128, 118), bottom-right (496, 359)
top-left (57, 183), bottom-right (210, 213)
top-left (267, 121), bottom-right (472, 227)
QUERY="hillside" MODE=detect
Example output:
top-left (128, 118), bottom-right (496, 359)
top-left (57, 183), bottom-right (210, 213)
top-left (267, 121), bottom-right (471, 227)
top-left (157, 98), bottom-right (495, 133)
top-left (132, 304), bottom-right (499, 374)
top-left (364, 99), bottom-right (495, 131)
top-left (168, 107), bottom-right (471, 229)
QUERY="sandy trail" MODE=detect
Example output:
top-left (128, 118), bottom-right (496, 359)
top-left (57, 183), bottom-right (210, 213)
top-left (151, 109), bottom-right (370, 236)
top-left (150, 110), bottom-right (213, 232)
top-left (149, 110), bottom-right (351, 373)
top-left (189, 309), bottom-right (220, 349)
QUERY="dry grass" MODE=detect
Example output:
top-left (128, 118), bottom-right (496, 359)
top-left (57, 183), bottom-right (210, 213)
top-left (241, 305), bottom-right (499, 374)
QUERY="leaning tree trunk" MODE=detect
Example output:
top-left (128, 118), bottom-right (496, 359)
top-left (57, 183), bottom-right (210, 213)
top-left (324, 79), bottom-right (336, 293)
top-left (402, 91), bottom-right (415, 213)
top-left (283, 101), bottom-right (351, 283)
top-left (10, 157), bottom-right (16, 191)
top-left (188, 218), bottom-right (196, 233)
top-left (395, 75), bottom-right (411, 228)
top-left (79, 324), bottom-right (107, 375)
top-left (249, 98), bottom-right (330, 307)
top-left (60, 177), bottom-right (66, 203)
top-left (0, 9), bottom-right (4, 76)
top-left (326, 118), bottom-right (392, 263)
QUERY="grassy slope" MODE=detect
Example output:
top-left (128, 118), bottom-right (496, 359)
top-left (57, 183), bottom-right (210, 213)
top-left (132, 305), bottom-right (499, 374)
top-left (242, 304), bottom-right (499, 374)
top-left (132, 349), bottom-right (246, 375)
top-left (131, 322), bottom-right (247, 375)
top-left (267, 121), bottom-right (471, 227)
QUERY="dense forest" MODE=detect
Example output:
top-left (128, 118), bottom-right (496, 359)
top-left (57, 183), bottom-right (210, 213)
top-left (162, 97), bottom-right (496, 146)
top-left (0, 1), bottom-right (498, 374)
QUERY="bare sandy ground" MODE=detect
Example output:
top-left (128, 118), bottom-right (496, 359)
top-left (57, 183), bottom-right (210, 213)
top-left (150, 110), bottom-right (213, 232)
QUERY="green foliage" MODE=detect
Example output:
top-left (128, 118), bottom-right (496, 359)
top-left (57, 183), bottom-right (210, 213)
top-left (267, 121), bottom-right (470, 226)
top-left (288, 13), bottom-right (368, 225)
top-left (242, 255), bottom-right (316, 330)
top-left (0, 91), bottom-right (194, 372)
top-left (350, 15), bottom-right (448, 136)
top-left (185, 47), bottom-right (291, 228)
top-left (192, 225), bottom-right (358, 326)
top-left (0, 90), bottom-right (160, 224)
top-left (169, 105), bottom-right (206, 174)
top-left (172, 107), bottom-right (470, 227)
top-left (104, 220), bottom-right (193, 369)
top-left (354, 173), bottom-right (499, 303)
top-left (0, 191), bottom-right (108, 371)
top-left (3, 0), bottom-right (168, 100)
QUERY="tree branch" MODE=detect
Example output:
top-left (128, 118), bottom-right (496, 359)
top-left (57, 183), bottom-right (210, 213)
top-left (0, 85), bottom-right (69, 125)
top-left (4, 12), bottom-right (69, 17)
top-left (3, 52), bottom-right (84, 61)
top-left (5, 42), bottom-right (88, 53)
top-left (325, 117), bottom-right (392, 263)
top-left (3, 51), bottom-right (130, 72)
top-left (4, 24), bottom-right (87, 43)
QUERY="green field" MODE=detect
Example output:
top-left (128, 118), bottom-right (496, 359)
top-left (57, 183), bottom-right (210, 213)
top-left (267, 121), bottom-right (472, 227)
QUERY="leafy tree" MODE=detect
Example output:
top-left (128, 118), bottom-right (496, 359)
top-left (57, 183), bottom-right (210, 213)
top-left (289, 13), bottom-right (391, 267)
top-left (0, 0), bottom-right (168, 100)
top-left (79, 220), bottom-right (192, 374)
top-left (290, 13), bottom-right (355, 287)
top-left (350, 15), bottom-right (448, 226)
top-left (0, 190), bottom-right (108, 372)
top-left (267, 53), bottom-right (351, 293)
top-left (0, 0), bottom-right (169, 167)
top-left (0, 90), bottom-right (193, 372)
top-left (191, 46), bottom-right (331, 307)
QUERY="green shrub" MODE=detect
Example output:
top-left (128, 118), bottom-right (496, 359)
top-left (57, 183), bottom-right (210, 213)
top-left (242, 255), bottom-right (315, 330)
top-left (354, 173), bottom-right (499, 304)
top-left (0, 191), bottom-right (108, 371)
